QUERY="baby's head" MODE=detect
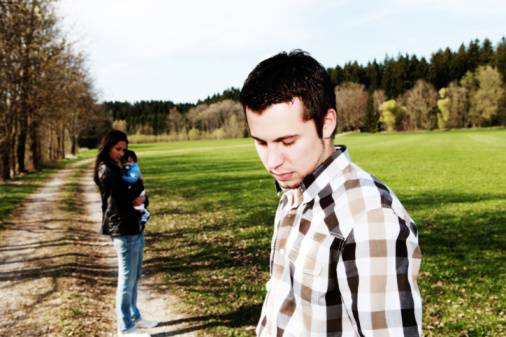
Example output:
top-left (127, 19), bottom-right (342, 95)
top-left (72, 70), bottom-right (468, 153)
top-left (123, 150), bottom-right (138, 165)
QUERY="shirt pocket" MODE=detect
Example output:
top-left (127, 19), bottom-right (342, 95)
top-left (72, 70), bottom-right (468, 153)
top-left (287, 230), bottom-right (333, 276)
top-left (288, 249), bottom-right (322, 276)
top-left (288, 251), bottom-right (328, 304)
top-left (288, 232), bottom-right (345, 300)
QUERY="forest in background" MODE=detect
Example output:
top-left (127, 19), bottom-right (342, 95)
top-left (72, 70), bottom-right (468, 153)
top-left (2, 0), bottom-right (506, 180)
top-left (104, 37), bottom-right (506, 140)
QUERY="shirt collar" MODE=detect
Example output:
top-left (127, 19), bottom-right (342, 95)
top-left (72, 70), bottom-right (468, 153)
top-left (302, 144), bottom-right (350, 202)
top-left (274, 144), bottom-right (351, 203)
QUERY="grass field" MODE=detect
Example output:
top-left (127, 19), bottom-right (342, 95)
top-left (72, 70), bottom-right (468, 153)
top-left (124, 128), bottom-right (505, 337)
top-left (0, 161), bottom-right (70, 227)
top-left (2, 128), bottom-right (505, 336)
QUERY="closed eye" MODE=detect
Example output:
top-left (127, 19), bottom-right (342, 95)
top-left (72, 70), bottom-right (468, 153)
top-left (255, 139), bottom-right (267, 146)
top-left (281, 137), bottom-right (297, 146)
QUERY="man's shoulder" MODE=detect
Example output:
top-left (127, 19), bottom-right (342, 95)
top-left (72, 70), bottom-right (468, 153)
top-left (324, 162), bottom-right (386, 204)
top-left (316, 163), bottom-right (413, 237)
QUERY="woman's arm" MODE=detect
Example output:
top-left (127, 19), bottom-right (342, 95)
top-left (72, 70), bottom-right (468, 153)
top-left (98, 162), bottom-right (144, 205)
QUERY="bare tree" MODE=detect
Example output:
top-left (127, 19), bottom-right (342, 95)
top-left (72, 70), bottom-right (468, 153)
top-left (0, 1), bottom-right (23, 178)
top-left (373, 90), bottom-right (386, 112)
top-left (0, 0), bottom-right (98, 178)
top-left (61, 52), bottom-right (97, 155)
top-left (468, 65), bottom-right (504, 127)
top-left (185, 99), bottom-right (245, 138)
top-left (167, 108), bottom-right (185, 133)
top-left (335, 82), bottom-right (368, 131)
top-left (401, 80), bottom-right (438, 130)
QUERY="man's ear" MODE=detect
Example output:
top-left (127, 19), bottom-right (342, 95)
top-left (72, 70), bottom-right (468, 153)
top-left (322, 109), bottom-right (337, 139)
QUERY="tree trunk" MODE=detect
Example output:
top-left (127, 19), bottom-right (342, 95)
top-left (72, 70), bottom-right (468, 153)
top-left (29, 120), bottom-right (41, 170)
top-left (71, 134), bottom-right (77, 155)
top-left (10, 133), bottom-right (16, 175)
top-left (1, 138), bottom-right (12, 180)
top-left (56, 127), bottom-right (61, 159)
top-left (60, 127), bottom-right (65, 158)
top-left (16, 122), bottom-right (28, 172)
top-left (48, 125), bottom-right (53, 161)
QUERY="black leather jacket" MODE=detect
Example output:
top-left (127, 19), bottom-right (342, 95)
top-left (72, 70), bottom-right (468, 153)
top-left (96, 159), bottom-right (146, 236)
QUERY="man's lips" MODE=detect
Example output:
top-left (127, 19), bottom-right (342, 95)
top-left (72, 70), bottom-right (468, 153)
top-left (272, 172), bottom-right (294, 181)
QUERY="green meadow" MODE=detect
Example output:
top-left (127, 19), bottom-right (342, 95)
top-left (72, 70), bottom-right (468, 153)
top-left (2, 128), bottom-right (505, 336)
top-left (128, 128), bottom-right (505, 337)
top-left (0, 161), bottom-right (69, 227)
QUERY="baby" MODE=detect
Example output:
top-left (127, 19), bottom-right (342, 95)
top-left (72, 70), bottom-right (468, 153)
top-left (122, 150), bottom-right (150, 225)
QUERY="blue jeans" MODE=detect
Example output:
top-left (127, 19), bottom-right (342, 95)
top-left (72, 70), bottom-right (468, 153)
top-left (112, 233), bottom-right (144, 332)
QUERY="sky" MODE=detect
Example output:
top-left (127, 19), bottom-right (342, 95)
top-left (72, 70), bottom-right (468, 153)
top-left (57, 0), bottom-right (506, 104)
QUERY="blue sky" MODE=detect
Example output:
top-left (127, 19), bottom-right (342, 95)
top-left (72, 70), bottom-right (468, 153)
top-left (58, 0), bottom-right (506, 103)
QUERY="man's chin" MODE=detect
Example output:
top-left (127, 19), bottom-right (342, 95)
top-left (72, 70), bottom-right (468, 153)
top-left (277, 179), bottom-right (301, 189)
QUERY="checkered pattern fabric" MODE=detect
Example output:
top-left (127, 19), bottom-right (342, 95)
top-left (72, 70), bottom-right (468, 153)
top-left (257, 146), bottom-right (422, 337)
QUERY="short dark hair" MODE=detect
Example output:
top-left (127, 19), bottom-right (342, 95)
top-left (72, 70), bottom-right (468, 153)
top-left (239, 50), bottom-right (336, 137)
top-left (124, 149), bottom-right (138, 163)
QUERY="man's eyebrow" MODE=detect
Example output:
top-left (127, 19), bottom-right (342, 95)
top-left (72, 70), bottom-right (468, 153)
top-left (251, 135), bottom-right (298, 143)
top-left (251, 136), bottom-right (266, 143)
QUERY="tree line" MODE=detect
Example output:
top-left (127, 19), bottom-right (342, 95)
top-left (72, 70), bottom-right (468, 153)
top-left (104, 38), bottom-right (506, 139)
top-left (0, 0), bottom-right (99, 180)
top-left (329, 38), bottom-right (506, 98)
top-left (330, 38), bottom-right (506, 131)
top-left (103, 97), bottom-right (245, 141)
top-left (2, 1), bottom-right (505, 180)
top-left (334, 64), bottom-right (505, 132)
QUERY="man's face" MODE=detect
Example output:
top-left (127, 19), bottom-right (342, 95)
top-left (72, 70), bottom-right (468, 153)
top-left (246, 98), bottom-right (333, 189)
top-left (109, 141), bottom-right (127, 164)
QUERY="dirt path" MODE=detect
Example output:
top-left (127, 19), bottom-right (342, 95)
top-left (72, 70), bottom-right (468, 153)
top-left (0, 160), bottom-right (198, 337)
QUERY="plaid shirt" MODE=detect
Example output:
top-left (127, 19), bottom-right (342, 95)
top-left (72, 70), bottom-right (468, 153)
top-left (257, 145), bottom-right (422, 337)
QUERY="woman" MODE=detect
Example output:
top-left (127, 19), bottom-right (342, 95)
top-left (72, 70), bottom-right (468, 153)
top-left (94, 130), bottom-right (157, 336)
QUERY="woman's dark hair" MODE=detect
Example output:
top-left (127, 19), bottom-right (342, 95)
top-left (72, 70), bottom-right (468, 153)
top-left (93, 130), bottom-right (128, 185)
top-left (239, 50), bottom-right (336, 137)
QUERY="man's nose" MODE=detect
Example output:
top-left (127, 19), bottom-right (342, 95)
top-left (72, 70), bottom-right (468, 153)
top-left (266, 144), bottom-right (283, 170)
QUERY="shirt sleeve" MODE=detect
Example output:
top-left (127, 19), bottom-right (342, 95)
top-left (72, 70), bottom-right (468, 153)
top-left (337, 207), bottom-right (422, 337)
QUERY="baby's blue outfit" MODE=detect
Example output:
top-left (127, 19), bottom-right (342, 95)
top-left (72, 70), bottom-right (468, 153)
top-left (122, 162), bottom-right (150, 225)
top-left (122, 162), bottom-right (141, 184)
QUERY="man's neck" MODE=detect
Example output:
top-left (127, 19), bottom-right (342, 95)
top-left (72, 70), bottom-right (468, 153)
top-left (317, 139), bottom-right (336, 167)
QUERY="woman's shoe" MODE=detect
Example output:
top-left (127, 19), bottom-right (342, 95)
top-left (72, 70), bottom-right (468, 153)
top-left (136, 318), bottom-right (158, 328)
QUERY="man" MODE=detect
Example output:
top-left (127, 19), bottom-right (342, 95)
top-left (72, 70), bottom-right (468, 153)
top-left (240, 51), bottom-right (422, 337)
